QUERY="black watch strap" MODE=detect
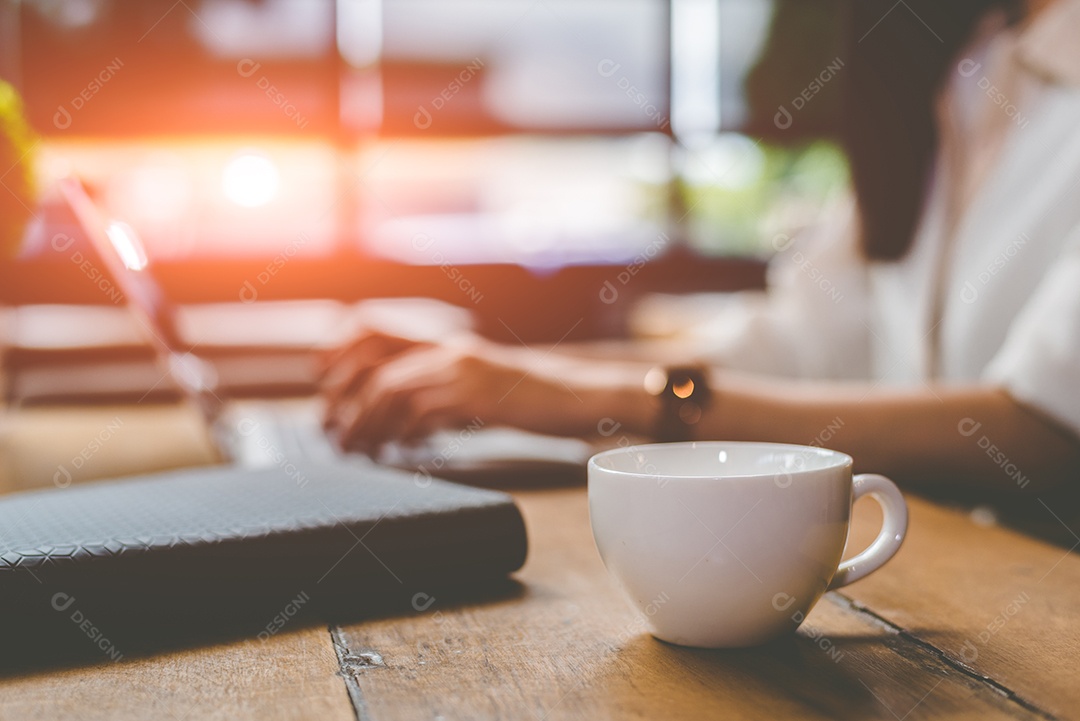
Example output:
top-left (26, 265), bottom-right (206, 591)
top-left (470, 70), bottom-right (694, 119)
top-left (646, 365), bottom-right (713, 442)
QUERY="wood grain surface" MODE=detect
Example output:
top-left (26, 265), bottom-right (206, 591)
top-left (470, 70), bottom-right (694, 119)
top-left (843, 493), bottom-right (1080, 720)
top-left (0, 626), bottom-right (354, 721)
top-left (334, 488), bottom-right (1061, 721)
top-left (0, 403), bottom-right (220, 494)
top-left (0, 431), bottom-right (1076, 720)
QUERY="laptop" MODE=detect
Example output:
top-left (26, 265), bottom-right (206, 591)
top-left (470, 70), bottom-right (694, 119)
top-left (58, 177), bottom-right (593, 484)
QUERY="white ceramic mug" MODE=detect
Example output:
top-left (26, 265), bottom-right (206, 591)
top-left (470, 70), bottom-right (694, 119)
top-left (588, 441), bottom-right (908, 648)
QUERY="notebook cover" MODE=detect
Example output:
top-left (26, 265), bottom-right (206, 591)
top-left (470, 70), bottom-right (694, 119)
top-left (0, 460), bottom-right (527, 661)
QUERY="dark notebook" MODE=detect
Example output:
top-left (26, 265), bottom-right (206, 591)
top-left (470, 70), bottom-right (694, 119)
top-left (0, 461), bottom-right (527, 664)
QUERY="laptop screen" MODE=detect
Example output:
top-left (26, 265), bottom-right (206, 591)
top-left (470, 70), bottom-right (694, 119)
top-left (58, 177), bottom-right (224, 418)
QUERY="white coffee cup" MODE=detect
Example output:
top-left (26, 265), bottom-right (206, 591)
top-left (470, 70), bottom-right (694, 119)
top-left (588, 441), bottom-right (907, 648)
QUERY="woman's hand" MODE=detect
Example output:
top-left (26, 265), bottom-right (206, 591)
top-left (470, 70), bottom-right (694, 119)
top-left (320, 329), bottom-right (435, 408)
top-left (321, 330), bottom-right (653, 453)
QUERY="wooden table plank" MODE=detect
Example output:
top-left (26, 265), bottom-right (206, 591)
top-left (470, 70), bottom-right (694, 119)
top-left (2, 401), bottom-right (1073, 721)
top-left (843, 493), bottom-right (1080, 720)
top-left (0, 626), bottom-right (355, 721)
top-left (336, 488), bottom-right (1049, 720)
top-left (0, 404), bottom-right (220, 494)
top-left (0, 407), bottom-right (347, 721)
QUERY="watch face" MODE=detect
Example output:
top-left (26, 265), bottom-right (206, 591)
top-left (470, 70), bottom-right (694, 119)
top-left (655, 366), bottom-right (711, 442)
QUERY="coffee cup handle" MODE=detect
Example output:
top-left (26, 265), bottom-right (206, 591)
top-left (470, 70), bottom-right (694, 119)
top-left (827, 474), bottom-right (908, 590)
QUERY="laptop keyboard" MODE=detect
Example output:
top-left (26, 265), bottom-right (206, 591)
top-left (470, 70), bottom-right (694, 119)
top-left (223, 400), bottom-right (340, 467)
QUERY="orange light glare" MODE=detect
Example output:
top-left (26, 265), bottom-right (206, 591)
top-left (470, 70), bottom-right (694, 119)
top-left (105, 221), bottom-right (148, 271)
top-left (672, 379), bottom-right (695, 399)
top-left (222, 153), bottom-right (279, 207)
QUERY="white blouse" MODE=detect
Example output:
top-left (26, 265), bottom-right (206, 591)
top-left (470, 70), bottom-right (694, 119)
top-left (682, 0), bottom-right (1080, 437)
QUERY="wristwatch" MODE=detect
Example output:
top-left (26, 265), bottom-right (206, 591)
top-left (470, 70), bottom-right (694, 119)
top-left (644, 365), bottom-right (713, 442)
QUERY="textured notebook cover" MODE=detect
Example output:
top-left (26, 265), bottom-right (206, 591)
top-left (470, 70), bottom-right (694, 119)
top-left (0, 460), bottom-right (527, 659)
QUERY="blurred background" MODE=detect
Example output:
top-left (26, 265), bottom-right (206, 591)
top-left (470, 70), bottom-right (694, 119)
top-left (0, 0), bottom-right (849, 406)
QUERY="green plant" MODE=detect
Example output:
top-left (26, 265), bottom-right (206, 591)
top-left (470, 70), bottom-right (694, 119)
top-left (0, 80), bottom-right (37, 258)
top-left (677, 139), bottom-right (849, 256)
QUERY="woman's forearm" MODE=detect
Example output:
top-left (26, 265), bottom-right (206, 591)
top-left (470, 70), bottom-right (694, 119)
top-left (587, 361), bottom-right (1080, 492)
top-left (682, 373), bottom-right (1080, 492)
top-left (326, 332), bottom-right (1080, 494)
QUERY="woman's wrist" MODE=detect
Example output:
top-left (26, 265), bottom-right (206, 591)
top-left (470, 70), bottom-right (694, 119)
top-left (598, 368), bottom-right (658, 439)
top-left (575, 362), bottom-right (729, 442)
top-left (643, 365), bottom-right (716, 442)
top-left (553, 356), bottom-right (658, 439)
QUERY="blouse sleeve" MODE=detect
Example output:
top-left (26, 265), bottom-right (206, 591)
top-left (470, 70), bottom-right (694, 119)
top-left (984, 222), bottom-right (1080, 438)
top-left (673, 197), bottom-right (873, 380)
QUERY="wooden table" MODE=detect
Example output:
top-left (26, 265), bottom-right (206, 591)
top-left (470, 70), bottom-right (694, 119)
top-left (1, 481), bottom-right (1077, 720)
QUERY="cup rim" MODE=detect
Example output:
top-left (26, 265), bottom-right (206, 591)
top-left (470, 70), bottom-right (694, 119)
top-left (588, 440), bottom-right (853, 480)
